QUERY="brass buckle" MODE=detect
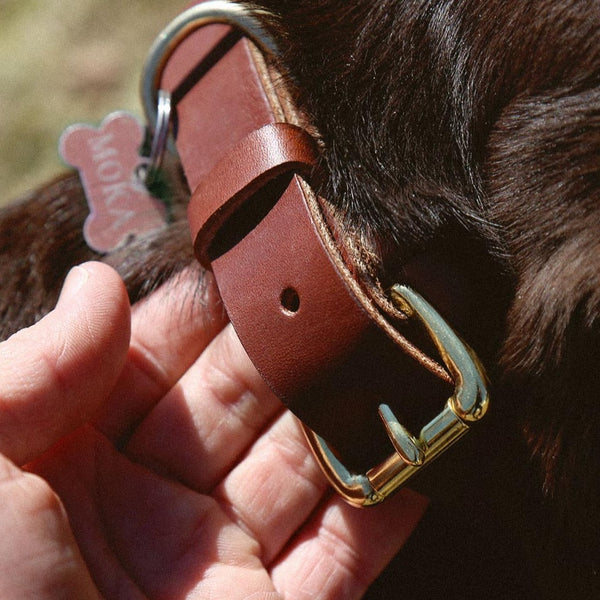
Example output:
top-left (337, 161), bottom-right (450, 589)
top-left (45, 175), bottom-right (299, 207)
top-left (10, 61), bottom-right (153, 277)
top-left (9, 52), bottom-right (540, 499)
top-left (302, 284), bottom-right (490, 507)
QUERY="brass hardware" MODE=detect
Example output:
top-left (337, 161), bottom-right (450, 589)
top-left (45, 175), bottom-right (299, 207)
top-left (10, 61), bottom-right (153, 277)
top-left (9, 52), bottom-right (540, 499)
top-left (303, 284), bottom-right (489, 507)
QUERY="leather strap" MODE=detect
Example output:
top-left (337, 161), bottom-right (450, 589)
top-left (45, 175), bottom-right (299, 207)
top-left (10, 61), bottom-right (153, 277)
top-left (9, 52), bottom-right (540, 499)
top-left (160, 5), bottom-right (452, 472)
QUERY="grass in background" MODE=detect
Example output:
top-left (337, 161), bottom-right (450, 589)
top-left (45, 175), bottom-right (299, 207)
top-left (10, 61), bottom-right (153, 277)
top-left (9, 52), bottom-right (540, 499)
top-left (0, 0), bottom-right (184, 205)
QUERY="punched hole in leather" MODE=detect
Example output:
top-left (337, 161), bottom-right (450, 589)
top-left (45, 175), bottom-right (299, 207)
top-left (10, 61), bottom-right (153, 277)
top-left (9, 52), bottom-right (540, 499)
top-left (161, 12), bottom-right (455, 477)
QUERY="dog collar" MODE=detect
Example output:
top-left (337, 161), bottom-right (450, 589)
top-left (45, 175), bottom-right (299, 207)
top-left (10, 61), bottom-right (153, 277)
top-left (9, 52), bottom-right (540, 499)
top-left (141, 0), bottom-right (489, 506)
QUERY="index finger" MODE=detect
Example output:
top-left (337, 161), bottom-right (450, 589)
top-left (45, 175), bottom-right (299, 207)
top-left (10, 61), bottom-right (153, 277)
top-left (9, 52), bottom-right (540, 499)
top-left (96, 264), bottom-right (229, 444)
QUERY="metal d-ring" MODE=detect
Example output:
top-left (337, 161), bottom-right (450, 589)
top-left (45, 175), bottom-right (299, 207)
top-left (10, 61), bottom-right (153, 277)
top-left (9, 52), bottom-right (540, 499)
top-left (140, 0), bottom-right (279, 135)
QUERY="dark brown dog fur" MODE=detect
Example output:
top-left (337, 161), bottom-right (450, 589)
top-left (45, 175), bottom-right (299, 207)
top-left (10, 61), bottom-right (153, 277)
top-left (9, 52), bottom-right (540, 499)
top-left (1, 1), bottom-right (599, 597)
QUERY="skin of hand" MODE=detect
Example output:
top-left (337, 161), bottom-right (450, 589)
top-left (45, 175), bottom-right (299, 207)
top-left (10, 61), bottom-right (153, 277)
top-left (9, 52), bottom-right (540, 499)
top-left (0, 261), bottom-right (428, 599)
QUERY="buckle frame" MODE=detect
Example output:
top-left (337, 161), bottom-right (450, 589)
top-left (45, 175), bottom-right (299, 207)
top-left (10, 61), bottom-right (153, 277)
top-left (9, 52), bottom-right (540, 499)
top-left (302, 284), bottom-right (489, 507)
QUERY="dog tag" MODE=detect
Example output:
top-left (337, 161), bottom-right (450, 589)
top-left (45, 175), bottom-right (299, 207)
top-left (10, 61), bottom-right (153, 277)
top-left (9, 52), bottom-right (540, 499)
top-left (59, 112), bottom-right (167, 253)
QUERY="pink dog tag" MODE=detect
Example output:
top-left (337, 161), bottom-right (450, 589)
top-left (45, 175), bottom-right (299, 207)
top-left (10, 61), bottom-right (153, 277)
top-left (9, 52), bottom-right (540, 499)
top-left (59, 112), bottom-right (167, 253)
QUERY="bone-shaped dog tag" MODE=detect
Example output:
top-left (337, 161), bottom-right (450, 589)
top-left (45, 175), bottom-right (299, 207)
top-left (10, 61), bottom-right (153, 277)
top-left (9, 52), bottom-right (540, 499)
top-left (59, 112), bottom-right (167, 253)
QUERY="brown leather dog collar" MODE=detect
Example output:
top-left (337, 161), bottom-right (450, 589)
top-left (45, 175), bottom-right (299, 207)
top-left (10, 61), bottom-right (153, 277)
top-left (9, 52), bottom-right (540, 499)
top-left (141, 1), bottom-right (489, 506)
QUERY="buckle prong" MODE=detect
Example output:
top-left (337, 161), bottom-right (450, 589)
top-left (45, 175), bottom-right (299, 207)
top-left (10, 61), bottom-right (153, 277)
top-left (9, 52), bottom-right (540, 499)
top-left (303, 284), bottom-right (489, 507)
top-left (378, 403), bottom-right (425, 466)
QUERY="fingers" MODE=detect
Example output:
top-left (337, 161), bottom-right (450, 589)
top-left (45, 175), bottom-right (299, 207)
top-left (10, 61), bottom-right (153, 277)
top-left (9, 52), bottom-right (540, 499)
top-left (125, 323), bottom-right (282, 491)
top-left (32, 426), bottom-right (278, 600)
top-left (0, 453), bottom-right (101, 599)
top-left (210, 406), bottom-right (427, 596)
top-left (128, 376), bottom-right (426, 598)
top-left (270, 489), bottom-right (428, 599)
top-left (124, 319), bottom-right (424, 584)
top-left (0, 262), bottom-right (130, 465)
top-left (213, 411), bottom-right (329, 565)
top-left (96, 266), bottom-right (229, 444)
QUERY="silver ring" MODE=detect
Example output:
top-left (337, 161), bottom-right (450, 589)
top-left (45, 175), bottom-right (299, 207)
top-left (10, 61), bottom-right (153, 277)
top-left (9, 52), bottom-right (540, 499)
top-left (142, 89), bottom-right (172, 183)
top-left (140, 0), bottom-right (279, 131)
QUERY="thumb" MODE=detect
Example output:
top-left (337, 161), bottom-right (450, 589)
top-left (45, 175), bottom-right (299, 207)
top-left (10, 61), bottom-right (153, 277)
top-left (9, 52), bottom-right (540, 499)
top-left (0, 262), bottom-right (130, 465)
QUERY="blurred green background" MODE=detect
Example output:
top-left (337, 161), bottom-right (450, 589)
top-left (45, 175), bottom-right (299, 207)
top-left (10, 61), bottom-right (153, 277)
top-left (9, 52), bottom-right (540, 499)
top-left (0, 0), bottom-right (186, 206)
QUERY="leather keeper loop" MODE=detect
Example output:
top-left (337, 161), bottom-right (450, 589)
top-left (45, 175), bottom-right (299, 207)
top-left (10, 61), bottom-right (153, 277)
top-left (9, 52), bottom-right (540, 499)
top-left (188, 122), bottom-right (319, 269)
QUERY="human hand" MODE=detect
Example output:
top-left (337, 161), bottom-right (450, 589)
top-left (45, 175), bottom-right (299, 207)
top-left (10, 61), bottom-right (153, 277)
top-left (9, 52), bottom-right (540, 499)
top-left (0, 261), bottom-right (428, 599)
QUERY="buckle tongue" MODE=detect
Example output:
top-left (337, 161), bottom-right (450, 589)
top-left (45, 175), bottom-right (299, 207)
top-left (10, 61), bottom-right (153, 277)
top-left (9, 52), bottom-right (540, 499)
top-left (303, 284), bottom-right (490, 507)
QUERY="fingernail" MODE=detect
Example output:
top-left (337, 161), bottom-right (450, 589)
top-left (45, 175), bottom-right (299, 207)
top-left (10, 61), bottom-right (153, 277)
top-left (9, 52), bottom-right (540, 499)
top-left (58, 265), bottom-right (90, 304)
